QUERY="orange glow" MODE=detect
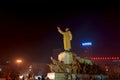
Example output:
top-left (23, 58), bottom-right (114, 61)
top-left (16, 59), bottom-right (22, 63)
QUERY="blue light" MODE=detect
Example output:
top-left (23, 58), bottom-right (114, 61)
top-left (82, 42), bottom-right (92, 46)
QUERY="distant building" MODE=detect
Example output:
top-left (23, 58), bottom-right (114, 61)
top-left (80, 42), bottom-right (93, 58)
top-left (90, 56), bottom-right (120, 74)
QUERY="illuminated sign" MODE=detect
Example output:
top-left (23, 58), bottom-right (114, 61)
top-left (82, 42), bottom-right (92, 46)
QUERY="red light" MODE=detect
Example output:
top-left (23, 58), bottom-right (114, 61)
top-left (117, 57), bottom-right (119, 59)
top-left (112, 57), bottom-right (114, 59)
top-left (107, 57), bottom-right (109, 60)
top-left (98, 57), bottom-right (100, 60)
top-left (90, 56), bottom-right (120, 60)
top-left (101, 57), bottom-right (103, 60)
top-left (105, 57), bottom-right (106, 59)
top-left (96, 57), bottom-right (98, 60)
top-left (110, 57), bottom-right (112, 59)
top-left (94, 57), bottom-right (96, 60)
top-left (103, 57), bottom-right (105, 60)
top-left (91, 58), bottom-right (94, 60)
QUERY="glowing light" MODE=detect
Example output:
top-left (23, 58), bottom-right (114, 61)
top-left (16, 59), bottom-right (22, 63)
top-left (117, 57), bottom-right (119, 59)
top-left (90, 56), bottom-right (120, 60)
top-left (19, 75), bottom-right (23, 79)
top-left (107, 57), bottom-right (109, 59)
top-left (105, 57), bottom-right (106, 60)
top-left (82, 42), bottom-right (92, 46)
top-left (98, 57), bottom-right (100, 60)
top-left (112, 57), bottom-right (114, 59)
top-left (34, 75), bottom-right (42, 79)
top-left (103, 57), bottom-right (105, 60)
top-left (0, 68), bottom-right (2, 71)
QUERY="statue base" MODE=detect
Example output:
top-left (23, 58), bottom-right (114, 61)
top-left (47, 73), bottom-right (108, 80)
top-left (47, 72), bottom-right (77, 80)
top-left (58, 51), bottom-right (74, 64)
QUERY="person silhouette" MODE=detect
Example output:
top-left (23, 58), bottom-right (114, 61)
top-left (41, 75), bottom-right (45, 80)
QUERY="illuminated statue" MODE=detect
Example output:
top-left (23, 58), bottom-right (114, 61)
top-left (57, 27), bottom-right (72, 51)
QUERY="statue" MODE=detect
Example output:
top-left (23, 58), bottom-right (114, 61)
top-left (57, 27), bottom-right (72, 51)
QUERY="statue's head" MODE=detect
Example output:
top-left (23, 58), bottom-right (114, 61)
top-left (65, 28), bottom-right (69, 31)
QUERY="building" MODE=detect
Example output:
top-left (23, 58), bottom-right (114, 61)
top-left (90, 56), bottom-right (120, 74)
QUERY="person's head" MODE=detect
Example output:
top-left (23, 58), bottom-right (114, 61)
top-left (65, 28), bottom-right (69, 31)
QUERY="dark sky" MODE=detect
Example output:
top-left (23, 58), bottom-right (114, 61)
top-left (0, 1), bottom-right (120, 62)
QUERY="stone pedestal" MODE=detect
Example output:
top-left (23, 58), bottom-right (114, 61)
top-left (58, 51), bottom-right (73, 64)
top-left (47, 72), bottom-right (77, 80)
top-left (47, 72), bottom-right (67, 80)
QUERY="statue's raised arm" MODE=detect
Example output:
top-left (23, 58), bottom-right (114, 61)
top-left (57, 27), bottom-right (64, 35)
top-left (57, 27), bottom-right (72, 51)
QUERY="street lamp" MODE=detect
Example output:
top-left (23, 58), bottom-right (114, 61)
top-left (16, 59), bottom-right (23, 79)
top-left (16, 59), bottom-right (23, 70)
top-left (16, 59), bottom-right (22, 64)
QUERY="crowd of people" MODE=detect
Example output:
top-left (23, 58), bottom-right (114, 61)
top-left (6, 72), bottom-right (19, 80)
top-left (5, 72), bottom-right (50, 80)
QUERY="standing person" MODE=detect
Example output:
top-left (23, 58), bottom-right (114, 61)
top-left (57, 27), bottom-right (72, 51)
top-left (22, 76), bottom-right (25, 80)
top-left (90, 76), bottom-right (94, 80)
top-left (75, 75), bottom-right (79, 80)
top-left (7, 72), bottom-right (12, 80)
top-left (38, 77), bottom-right (41, 80)
top-left (41, 75), bottom-right (45, 80)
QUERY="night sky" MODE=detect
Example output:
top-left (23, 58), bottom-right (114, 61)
top-left (0, 1), bottom-right (120, 62)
